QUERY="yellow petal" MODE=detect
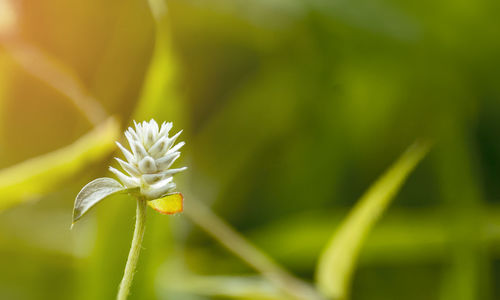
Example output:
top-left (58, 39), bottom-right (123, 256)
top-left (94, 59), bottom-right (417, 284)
top-left (148, 192), bottom-right (183, 215)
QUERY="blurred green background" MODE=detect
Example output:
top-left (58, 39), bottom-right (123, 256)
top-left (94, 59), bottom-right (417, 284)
top-left (0, 0), bottom-right (499, 299)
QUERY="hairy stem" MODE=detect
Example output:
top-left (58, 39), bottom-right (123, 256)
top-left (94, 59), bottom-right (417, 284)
top-left (117, 197), bottom-right (147, 300)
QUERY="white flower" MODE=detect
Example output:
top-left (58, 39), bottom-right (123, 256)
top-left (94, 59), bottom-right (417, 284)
top-left (109, 119), bottom-right (187, 200)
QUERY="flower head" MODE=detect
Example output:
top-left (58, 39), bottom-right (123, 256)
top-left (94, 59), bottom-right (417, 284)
top-left (110, 119), bottom-right (187, 199)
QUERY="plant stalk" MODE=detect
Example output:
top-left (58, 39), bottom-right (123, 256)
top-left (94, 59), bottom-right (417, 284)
top-left (117, 196), bottom-right (147, 300)
top-left (185, 198), bottom-right (324, 300)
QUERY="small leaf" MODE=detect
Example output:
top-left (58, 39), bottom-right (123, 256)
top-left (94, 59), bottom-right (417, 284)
top-left (72, 178), bottom-right (136, 225)
top-left (148, 192), bottom-right (183, 215)
top-left (315, 141), bottom-right (431, 300)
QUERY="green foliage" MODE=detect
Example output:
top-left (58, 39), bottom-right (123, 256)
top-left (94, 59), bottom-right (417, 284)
top-left (1, 0), bottom-right (499, 300)
top-left (316, 141), bottom-right (431, 299)
top-left (159, 271), bottom-right (286, 300)
top-left (72, 177), bottom-right (137, 224)
top-left (0, 118), bottom-right (119, 211)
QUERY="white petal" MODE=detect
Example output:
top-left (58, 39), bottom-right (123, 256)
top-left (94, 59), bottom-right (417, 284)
top-left (150, 119), bottom-right (159, 139)
top-left (109, 167), bottom-right (140, 188)
top-left (150, 119), bottom-right (158, 131)
top-left (160, 167), bottom-right (187, 177)
top-left (115, 158), bottom-right (140, 177)
top-left (134, 121), bottom-right (142, 136)
top-left (125, 133), bottom-right (141, 162)
top-left (168, 130), bottom-right (183, 149)
top-left (159, 121), bottom-right (166, 133)
top-left (168, 141), bottom-right (185, 154)
top-left (148, 136), bottom-right (168, 157)
top-left (136, 122), bottom-right (147, 143)
top-left (142, 180), bottom-right (176, 199)
top-left (127, 127), bottom-right (140, 142)
top-left (115, 141), bottom-right (135, 163)
top-left (156, 152), bottom-right (180, 170)
top-left (158, 122), bottom-right (172, 138)
top-left (124, 131), bottom-right (135, 149)
top-left (145, 126), bottom-right (155, 148)
top-left (153, 130), bottom-right (182, 157)
top-left (142, 173), bottom-right (173, 185)
top-left (133, 141), bottom-right (149, 161)
top-left (138, 156), bottom-right (157, 174)
top-left (134, 120), bottom-right (141, 131)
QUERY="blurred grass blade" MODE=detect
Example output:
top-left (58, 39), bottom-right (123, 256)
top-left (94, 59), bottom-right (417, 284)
top-left (3, 40), bottom-right (107, 126)
top-left (186, 198), bottom-right (322, 300)
top-left (132, 23), bottom-right (180, 121)
top-left (0, 54), bottom-right (10, 143)
top-left (147, 0), bottom-right (166, 22)
top-left (160, 274), bottom-right (287, 300)
top-left (316, 141), bottom-right (431, 300)
top-left (0, 117), bottom-right (120, 211)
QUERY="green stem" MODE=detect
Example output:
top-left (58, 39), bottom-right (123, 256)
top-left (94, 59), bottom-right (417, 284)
top-left (117, 197), bottom-right (147, 300)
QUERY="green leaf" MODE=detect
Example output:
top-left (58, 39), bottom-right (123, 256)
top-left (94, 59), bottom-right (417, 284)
top-left (0, 117), bottom-right (120, 211)
top-left (315, 141), bottom-right (431, 300)
top-left (72, 177), bottom-right (136, 225)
